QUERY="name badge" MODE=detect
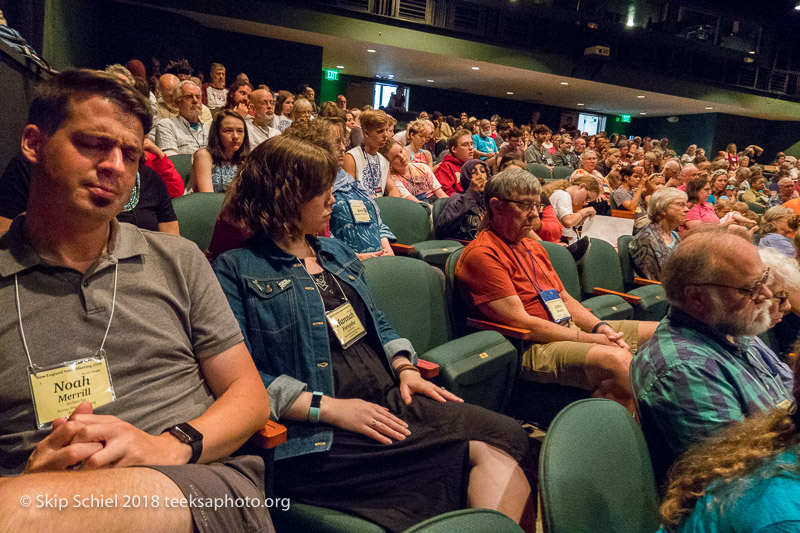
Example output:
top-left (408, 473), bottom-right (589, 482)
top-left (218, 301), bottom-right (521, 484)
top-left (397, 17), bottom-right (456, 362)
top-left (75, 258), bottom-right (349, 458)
top-left (778, 399), bottom-right (792, 410)
top-left (539, 289), bottom-right (572, 324)
top-left (28, 356), bottom-right (115, 429)
top-left (602, 183), bottom-right (612, 194)
top-left (349, 200), bottom-right (371, 223)
top-left (325, 302), bottom-right (367, 349)
top-left (374, 187), bottom-right (384, 198)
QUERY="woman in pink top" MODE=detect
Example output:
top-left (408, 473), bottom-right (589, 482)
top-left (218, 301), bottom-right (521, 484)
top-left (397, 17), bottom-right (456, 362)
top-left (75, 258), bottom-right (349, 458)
top-left (685, 176), bottom-right (719, 229)
top-left (381, 138), bottom-right (447, 204)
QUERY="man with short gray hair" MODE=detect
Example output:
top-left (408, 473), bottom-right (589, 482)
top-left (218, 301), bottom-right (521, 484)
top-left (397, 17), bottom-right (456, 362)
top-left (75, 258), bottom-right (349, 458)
top-left (662, 160), bottom-right (682, 187)
top-left (769, 177), bottom-right (797, 207)
top-left (151, 80), bottom-right (211, 155)
top-left (456, 168), bottom-right (656, 412)
top-left (631, 227), bottom-right (792, 485)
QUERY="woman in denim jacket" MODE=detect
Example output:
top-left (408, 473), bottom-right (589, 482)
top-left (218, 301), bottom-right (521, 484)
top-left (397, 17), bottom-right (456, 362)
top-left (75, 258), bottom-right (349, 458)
top-left (212, 124), bottom-right (536, 532)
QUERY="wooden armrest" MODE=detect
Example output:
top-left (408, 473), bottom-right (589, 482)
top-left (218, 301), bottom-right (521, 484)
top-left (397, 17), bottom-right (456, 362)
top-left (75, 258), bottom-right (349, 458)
top-left (416, 359), bottom-right (440, 379)
top-left (390, 243), bottom-right (415, 255)
top-left (593, 287), bottom-right (642, 305)
top-left (611, 209), bottom-right (635, 219)
top-left (466, 317), bottom-right (531, 340)
top-left (634, 277), bottom-right (662, 286)
top-left (251, 420), bottom-right (287, 449)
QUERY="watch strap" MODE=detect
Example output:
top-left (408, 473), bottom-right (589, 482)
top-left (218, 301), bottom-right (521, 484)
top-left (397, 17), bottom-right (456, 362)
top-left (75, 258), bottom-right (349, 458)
top-left (308, 391), bottom-right (323, 423)
top-left (168, 423), bottom-right (203, 464)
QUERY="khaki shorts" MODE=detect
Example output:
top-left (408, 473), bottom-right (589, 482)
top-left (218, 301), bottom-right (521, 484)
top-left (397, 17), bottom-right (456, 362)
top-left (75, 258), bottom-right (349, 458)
top-left (520, 320), bottom-right (639, 390)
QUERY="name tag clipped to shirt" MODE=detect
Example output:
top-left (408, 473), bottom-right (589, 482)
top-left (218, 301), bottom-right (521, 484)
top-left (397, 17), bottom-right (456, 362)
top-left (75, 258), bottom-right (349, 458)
top-left (539, 289), bottom-right (572, 324)
top-left (325, 303), bottom-right (367, 349)
top-left (349, 200), bottom-right (371, 223)
top-left (28, 356), bottom-right (115, 429)
top-left (778, 399), bottom-right (792, 409)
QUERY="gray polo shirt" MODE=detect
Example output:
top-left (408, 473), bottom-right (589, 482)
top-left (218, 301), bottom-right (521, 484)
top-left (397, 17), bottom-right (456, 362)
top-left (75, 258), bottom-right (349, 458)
top-left (152, 115), bottom-right (210, 155)
top-left (0, 218), bottom-right (243, 475)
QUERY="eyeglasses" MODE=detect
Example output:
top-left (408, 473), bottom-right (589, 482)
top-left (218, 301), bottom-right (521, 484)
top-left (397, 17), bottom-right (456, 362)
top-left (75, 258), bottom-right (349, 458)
top-left (688, 267), bottom-right (770, 301)
top-left (501, 198), bottom-right (541, 214)
top-left (458, 142), bottom-right (475, 148)
top-left (773, 291), bottom-right (790, 307)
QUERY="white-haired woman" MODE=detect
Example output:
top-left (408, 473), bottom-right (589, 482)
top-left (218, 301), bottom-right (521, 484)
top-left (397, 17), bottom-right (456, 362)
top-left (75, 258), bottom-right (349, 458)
top-left (629, 187), bottom-right (689, 281)
top-left (758, 206), bottom-right (799, 259)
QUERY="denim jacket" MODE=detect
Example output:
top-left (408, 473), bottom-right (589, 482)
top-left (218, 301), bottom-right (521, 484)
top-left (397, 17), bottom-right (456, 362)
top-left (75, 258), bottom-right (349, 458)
top-left (330, 168), bottom-right (395, 253)
top-left (212, 234), bottom-right (416, 460)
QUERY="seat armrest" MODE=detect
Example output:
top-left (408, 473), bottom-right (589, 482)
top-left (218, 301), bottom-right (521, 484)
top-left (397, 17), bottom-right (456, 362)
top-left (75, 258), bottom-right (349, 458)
top-left (466, 317), bottom-right (531, 340)
top-left (592, 287), bottom-right (642, 305)
top-left (633, 277), bottom-right (662, 286)
top-left (416, 359), bottom-right (440, 379)
top-left (611, 209), bottom-right (635, 219)
top-left (250, 420), bottom-right (287, 449)
top-left (390, 243), bottom-right (416, 255)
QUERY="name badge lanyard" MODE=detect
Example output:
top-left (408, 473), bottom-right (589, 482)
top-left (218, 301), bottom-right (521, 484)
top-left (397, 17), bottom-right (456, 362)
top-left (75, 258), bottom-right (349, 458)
top-left (16, 264), bottom-right (119, 428)
top-left (508, 243), bottom-right (572, 325)
top-left (300, 247), bottom-right (367, 349)
top-left (182, 117), bottom-right (206, 150)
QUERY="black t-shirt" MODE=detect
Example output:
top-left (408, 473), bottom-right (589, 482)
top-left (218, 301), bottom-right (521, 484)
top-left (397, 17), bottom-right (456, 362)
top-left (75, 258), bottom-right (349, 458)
top-left (0, 155), bottom-right (176, 231)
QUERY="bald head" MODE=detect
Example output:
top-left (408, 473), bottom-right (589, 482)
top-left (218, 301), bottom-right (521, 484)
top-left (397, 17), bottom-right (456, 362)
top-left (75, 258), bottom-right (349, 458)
top-left (157, 73), bottom-right (179, 105)
top-left (680, 163), bottom-right (699, 185)
top-left (662, 228), bottom-right (761, 311)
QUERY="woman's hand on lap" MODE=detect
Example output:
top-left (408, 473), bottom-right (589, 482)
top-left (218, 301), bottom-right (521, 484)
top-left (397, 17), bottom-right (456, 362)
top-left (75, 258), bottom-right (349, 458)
top-left (322, 397), bottom-right (410, 445)
top-left (398, 371), bottom-right (463, 405)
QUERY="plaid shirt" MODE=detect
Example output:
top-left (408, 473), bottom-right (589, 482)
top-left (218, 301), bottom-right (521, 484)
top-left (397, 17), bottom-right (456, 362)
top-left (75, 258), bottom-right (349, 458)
top-left (631, 308), bottom-right (793, 484)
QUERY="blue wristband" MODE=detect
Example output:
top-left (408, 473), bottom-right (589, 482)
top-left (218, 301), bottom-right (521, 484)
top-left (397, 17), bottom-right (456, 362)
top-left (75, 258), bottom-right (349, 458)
top-left (308, 391), bottom-right (323, 423)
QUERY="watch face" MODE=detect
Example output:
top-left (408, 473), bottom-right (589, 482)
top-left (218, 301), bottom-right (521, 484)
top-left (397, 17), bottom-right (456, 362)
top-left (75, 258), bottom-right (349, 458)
top-left (172, 423), bottom-right (202, 442)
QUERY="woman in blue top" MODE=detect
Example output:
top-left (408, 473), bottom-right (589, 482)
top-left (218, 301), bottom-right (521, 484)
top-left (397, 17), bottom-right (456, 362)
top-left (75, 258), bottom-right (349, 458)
top-left (191, 109), bottom-right (250, 192)
top-left (212, 130), bottom-right (536, 532)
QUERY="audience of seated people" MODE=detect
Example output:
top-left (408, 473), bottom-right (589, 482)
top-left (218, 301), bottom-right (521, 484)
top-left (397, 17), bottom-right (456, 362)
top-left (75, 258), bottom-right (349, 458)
top-left (4, 57), bottom-right (800, 532)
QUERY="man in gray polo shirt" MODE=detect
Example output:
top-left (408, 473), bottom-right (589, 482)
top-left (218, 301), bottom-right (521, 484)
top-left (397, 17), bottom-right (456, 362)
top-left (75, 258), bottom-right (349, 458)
top-left (0, 70), bottom-right (273, 532)
top-left (151, 80), bottom-right (211, 155)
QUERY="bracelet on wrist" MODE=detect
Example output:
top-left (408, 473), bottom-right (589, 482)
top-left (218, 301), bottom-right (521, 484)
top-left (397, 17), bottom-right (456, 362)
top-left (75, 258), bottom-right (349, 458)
top-left (592, 321), bottom-right (611, 334)
top-left (394, 364), bottom-right (420, 377)
top-left (308, 391), bottom-right (323, 423)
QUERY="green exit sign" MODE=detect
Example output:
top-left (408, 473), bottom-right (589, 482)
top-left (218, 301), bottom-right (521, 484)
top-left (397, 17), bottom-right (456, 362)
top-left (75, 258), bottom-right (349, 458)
top-left (325, 70), bottom-right (339, 81)
top-left (620, 114), bottom-right (631, 123)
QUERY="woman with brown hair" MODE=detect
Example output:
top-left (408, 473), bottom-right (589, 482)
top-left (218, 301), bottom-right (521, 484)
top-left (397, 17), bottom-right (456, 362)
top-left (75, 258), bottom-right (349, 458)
top-left (190, 109), bottom-right (250, 192)
top-left (274, 89), bottom-right (294, 132)
top-left (380, 138), bottom-right (447, 204)
top-left (212, 128), bottom-right (537, 532)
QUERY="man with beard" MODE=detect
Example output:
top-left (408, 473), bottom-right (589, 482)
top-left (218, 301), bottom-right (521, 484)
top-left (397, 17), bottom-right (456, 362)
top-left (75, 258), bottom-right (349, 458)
top-left (472, 119), bottom-right (498, 160)
top-left (631, 228), bottom-right (793, 486)
top-left (246, 88), bottom-right (280, 150)
top-left (151, 80), bottom-right (210, 155)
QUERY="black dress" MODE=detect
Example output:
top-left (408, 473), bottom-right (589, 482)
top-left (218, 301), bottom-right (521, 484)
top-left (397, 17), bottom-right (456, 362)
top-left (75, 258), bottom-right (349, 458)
top-left (273, 267), bottom-right (535, 532)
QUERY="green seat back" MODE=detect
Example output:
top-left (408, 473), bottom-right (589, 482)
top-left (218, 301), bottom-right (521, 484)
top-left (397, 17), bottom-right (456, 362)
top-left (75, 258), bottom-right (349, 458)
top-left (374, 196), bottom-right (432, 244)
top-left (363, 255), bottom-right (451, 352)
top-left (167, 153), bottom-right (193, 186)
top-left (617, 234), bottom-right (636, 289)
top-left (431, 197), bottom-right (449, 238)
top-left (540, 399), bottom-right (660, 533)
top-left (172, 192), bottom-right (225, 251)
top-left (274, 502), bottom-right (385, 533)
top-left (527, 163), bottom-right (551, 181)
top-left (538, 241), bottom-right (583, 299)
top-left (579, 238), bottom-right (626, 298)
top-left (444, 247), bottom-right (470, 338)
top-left (404, 509), bottom-right (523, 533)
top-left (746, 201), bottom-right (765, 214)
top-left (551, 166), bottom-right (574, 181)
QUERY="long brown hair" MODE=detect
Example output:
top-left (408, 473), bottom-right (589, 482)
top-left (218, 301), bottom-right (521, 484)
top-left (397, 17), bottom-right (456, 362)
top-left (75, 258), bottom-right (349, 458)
top-left (207, 109), bottom-right (250, 166)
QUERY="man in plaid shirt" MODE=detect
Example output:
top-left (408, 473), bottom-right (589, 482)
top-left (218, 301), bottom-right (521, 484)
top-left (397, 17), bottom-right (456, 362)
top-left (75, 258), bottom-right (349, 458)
top-left (631, 228), bottom-right (793, 487)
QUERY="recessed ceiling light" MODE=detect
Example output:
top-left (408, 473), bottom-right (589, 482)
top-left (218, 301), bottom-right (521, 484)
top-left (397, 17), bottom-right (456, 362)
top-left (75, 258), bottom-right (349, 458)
top-left (367, 49), bottom-right (376, 53)
top-left (560, 82), bottom-right (569, 85)
top-left (427, 79), bottom-right (434, 83)
top-left (336, 65), bottom-right (344, 69)
top-left (577, 103), bottom-right (585, 106)
top-left (705, 107), bottom-right (714, 110)
top-left (471, 66), bottom-right (480, 70)
top-left (639, 112), bottom-right (647, 115)
top-left (748, 51), bottom-right (756, 55)
top-left (637, 95), bottom-right (645, 98)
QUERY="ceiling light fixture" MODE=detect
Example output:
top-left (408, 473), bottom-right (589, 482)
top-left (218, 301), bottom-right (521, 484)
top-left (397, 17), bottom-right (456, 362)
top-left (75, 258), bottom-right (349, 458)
top-left (336, 65), bottom-right (344, 69)
top-left (367, 49), bottom-right (376, 53)
top-left (577, 103), bottom-right (585, 106)
top-left (427, 79), bottom-right (434, 82)
top-left (748, 51), bottom-right (756, 55)
top-left (560, 82), bottom-right (569, 86)
top-left (472, 66), bottom-right (480, 70)
top-left (639, 112), bottom-right (647, 115)
top-left (506, 91), bottom-right (514, 95)
top-left (637, 95), bottom-right (645, 98)
top-left (705, 107), bottom-right (714, 110)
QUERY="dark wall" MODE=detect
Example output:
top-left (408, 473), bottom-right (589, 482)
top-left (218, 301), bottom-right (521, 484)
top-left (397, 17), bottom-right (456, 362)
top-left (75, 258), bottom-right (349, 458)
top-left (626, 113), bottom-right (717, 155)
top-left (98, 3), bottom-right (322, 95)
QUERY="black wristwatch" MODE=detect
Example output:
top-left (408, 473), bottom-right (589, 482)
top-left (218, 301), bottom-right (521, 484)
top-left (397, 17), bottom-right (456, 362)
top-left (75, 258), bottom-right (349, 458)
top-left (166, 423), bottom-right (203, 464)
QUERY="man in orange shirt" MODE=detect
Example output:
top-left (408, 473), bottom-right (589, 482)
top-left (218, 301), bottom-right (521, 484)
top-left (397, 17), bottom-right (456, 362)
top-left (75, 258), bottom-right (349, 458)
top-left (783, 195), bottom-right (800, 215)
top-left (455, 168), bottom-right (657, 412)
